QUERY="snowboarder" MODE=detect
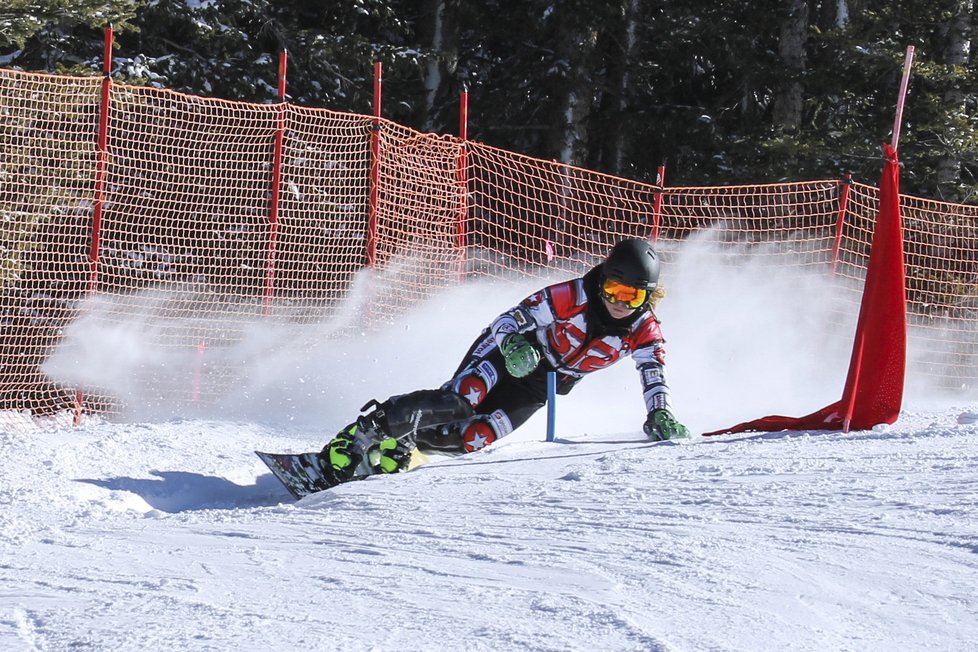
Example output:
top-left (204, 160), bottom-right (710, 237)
top-left (321, 237), bottom-right (690, 485)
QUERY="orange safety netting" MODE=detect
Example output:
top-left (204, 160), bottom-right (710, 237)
top-left (1, 67), bottom-right (977, 427)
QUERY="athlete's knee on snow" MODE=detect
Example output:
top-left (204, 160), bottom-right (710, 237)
top-left (459, 416), bottom-right (499, 452)
top-left (444, 360), bottom-right (502, 408)
top-left (462, 410), bottom-right (515, 452)
top-left (415, 410), bottom-right (514, 455)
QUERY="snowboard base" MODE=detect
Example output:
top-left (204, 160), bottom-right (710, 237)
top-left (257, 448), bottom-right (430, 499)
top-left (256, 450), bottom-right (340, 498)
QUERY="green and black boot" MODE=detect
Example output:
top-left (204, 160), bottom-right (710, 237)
top-left (319, 410), bottom-right (412, 485)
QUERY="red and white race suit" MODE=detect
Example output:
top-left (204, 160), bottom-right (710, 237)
top-left (429, 268), bottom-right (673, 453)
top-left (488, 275), bottom-right (671, 414)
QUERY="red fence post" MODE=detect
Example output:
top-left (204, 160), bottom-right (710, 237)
top-left (456, 85), bottom-right (469, 280)
top-left (76, 24), bottom-right (114, 426)
top-left (88, 25), bottom-right (113, 293)
top-left (263, 49), bottom-right (288, 317)
top-left (831, 174), bottom-right (852, 274)
top-left (651, 164), bottom-right (666, 243)
top-left (366, 61), bottom-right (383, 267)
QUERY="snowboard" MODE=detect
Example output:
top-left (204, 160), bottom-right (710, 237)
top-left (255, 450), bottom-right (340, 498)
top-left (256, 448), bottom-right (430, 499)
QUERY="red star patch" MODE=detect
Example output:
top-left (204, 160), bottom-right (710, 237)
top-left (462, 421), bottom-right (497, 452)
top-left (458, 376), bottom-right (487, 406)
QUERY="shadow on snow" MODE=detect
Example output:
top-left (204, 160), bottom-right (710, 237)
top-left (76, 471), bottom-right (290, 513)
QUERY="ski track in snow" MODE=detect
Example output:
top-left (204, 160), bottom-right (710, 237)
top-left (1, 410), bottom-right (977, 651)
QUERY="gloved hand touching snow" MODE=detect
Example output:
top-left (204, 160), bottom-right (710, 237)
top-left (644, 409), bottom-right (690, 441)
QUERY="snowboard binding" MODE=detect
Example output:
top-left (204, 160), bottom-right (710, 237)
top-left (319, 389), bottom-right (475, 485)
top-left (320, 410), bottom-right (410, 484)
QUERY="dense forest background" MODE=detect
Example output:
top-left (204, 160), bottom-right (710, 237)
top-left (2, 0), bottom-right (976, 202)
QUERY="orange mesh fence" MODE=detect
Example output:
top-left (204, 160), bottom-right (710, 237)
top-left (1, 67), bottom-right (977, 426)
top-left (466, 142), bottom-right (661, 274)
top-left (900, 192), bottom-right (978, 391)
top-left (658, 181), bottom-right (842, 258)
top-left (371, 126), bottom-right (466, 315)
top-left (0, 71), bottom-right (100, 421)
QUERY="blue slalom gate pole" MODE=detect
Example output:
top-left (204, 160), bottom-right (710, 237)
top-left (546, 371), bottom-right (556, 442)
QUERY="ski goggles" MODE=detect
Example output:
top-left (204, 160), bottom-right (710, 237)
top-left (601, 278), bottom-right (648, 309)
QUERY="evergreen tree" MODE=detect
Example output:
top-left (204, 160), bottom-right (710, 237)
top-left (2, 0), bottom-right (975, 200)
top-left (0, 0), bottom-right (138, 70)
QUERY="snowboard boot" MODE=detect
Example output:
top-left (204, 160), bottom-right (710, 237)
top-left (368, 436), bottom-right (413, 474)
top-left (319, 406), bottom-right (411, 484)
top-left (320, 421), bottom-right (372, 484)
top-left (320, 390), bottom-right (473, 484)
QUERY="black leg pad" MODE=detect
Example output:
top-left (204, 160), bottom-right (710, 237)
top-left (370, 389), bottom-right (474, 440)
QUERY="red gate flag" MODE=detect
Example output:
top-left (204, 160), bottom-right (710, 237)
top-left (705, 144), bottom-right (906, 436)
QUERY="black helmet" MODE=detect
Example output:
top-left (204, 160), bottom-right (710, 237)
top-left (602, 238), bottom-right (660, 290)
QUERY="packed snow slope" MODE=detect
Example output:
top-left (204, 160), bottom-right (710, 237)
top-left (3, 243), bottom-right (978, 651)
top-left (3, 411), bottom-right (977, 651)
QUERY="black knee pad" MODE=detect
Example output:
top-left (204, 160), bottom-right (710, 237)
top-left (415, 426), bottom-right (464, 454)
top-left (374, 389), bottom-right (474, 439)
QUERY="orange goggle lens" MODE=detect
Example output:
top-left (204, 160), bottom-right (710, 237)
top-left (601, 279), bottom-right (648, 309)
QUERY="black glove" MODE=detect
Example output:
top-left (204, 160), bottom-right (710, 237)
top-left (644, 409), bottom-right (690, 441)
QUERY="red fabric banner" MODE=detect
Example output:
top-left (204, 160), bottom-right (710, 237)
top-left (705, 144), bottom-right (906, 436)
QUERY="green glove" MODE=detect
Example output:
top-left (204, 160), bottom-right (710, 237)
top-left (644, 409), bottom-right (690, 441)
top-left (500, 333), bottom-right (541, 378)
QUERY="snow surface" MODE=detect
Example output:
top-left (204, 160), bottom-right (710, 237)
top-left (4, 244), bottom-right (978, 651)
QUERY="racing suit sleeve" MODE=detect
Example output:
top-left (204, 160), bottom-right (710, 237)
top-left (487, 290), bottom-right (553, 348)
top-left (633, 341), bottom-right (672, 413)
